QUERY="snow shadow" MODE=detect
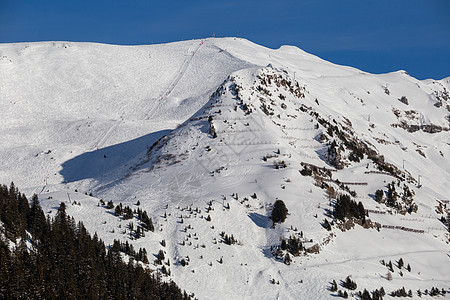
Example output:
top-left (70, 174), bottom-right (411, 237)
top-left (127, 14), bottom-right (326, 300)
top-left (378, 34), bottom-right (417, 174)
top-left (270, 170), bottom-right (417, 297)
top-left (60, 130), bottom-right (171, 183)
top-left (248, 212), bottom-right (269, 228)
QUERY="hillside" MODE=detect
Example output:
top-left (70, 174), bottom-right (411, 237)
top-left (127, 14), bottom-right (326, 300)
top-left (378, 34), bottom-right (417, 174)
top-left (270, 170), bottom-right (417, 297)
top-left (1, 38), bottom-right (449, 299)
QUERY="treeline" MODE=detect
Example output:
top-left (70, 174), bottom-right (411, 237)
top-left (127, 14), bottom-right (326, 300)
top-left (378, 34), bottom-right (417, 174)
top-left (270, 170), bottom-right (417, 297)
top-left (0, 183), bottom-right (190, 300)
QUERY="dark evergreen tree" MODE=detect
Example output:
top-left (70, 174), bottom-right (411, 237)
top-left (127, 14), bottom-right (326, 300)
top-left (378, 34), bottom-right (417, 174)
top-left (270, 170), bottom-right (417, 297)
top-left (26, 194), bottom-right (47, 241)
top-left (342, 276), bottom-right (357, 290)
top-left (135, 226), bottom-right (142, 239)
top-left (387, 182), bottom-right (397, 207)
top-left (0, 183), bottom-right (27, 240)
top-left (300, 165), bottom-right (312, 176)
top-left (272, 199), bottom-right (288, 223)
top-left (280, 239), bottom-right (287, 250)
top-left (223, 234), bottom-right (238, 245)
top-left (114, 204), bottom-right (122, 216)
top-left (372, 288), bottom-right (382, 300)
top-left (180, 259), bottom-right (187, 266)
top-left (140, 210), bottom-right (154, 232)
top-left (106, 200), bottom-right (114, 209)
top-left (387, 260), bottom-right (394, 272)
top-left (398, 257), bottom-right (404, 269)
top-left (361, 289), bottom-right (371, 300)
top-left (323, 219), bottom-right (332, 231)
top-left (375, 189), bottom-right (383, 202)
top-left (284, 253), bottom-right (291, 265)
top-left (330, 280), bottom-right (338, 292)
top-left (156, 250), bottom-right (165, 265)
top-left (123, 206), bottom-right (133, 220)
top-left (390, 287), bottom-right (407, 297)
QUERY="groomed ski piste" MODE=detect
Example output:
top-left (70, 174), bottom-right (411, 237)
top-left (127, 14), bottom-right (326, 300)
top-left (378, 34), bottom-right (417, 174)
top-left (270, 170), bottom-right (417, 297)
top-left (1, 38), bottom-right (449, 299)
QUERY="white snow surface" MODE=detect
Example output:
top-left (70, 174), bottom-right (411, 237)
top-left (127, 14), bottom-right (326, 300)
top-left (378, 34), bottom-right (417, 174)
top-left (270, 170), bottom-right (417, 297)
top-left (1, 38), bottom-right (449, 299)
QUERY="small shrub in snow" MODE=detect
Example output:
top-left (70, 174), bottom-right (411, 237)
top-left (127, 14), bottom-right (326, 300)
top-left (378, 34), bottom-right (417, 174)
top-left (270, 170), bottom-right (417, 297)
top-left (273, 160), bottom-right (287, 169)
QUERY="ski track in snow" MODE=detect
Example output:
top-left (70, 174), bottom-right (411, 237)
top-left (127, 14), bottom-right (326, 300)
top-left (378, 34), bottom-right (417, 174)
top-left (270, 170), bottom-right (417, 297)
top-left (144, 41), bottom-right (203, 121)
top-left (95, 118), bottom-right (123, 150)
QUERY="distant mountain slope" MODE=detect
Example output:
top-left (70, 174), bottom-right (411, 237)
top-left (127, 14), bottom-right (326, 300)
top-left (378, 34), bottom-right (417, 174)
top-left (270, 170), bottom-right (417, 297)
top-left (0, 39), bottom-right (254, 188)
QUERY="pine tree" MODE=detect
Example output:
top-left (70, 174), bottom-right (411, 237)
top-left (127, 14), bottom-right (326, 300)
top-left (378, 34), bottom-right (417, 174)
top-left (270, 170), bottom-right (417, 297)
top-left (446, 212), bottom-right (450, 232)
top-left (272, 199), bottom-right (288, 223)
top-left (361, 289), bottom-right (371, 300)
top-left (106, 200), bottom-right (114, 209)
top-left (280, 239), bottom-right (287, 250)
top-left (398, 258), bottom-right (404, 269)
top-left (330, 280), bottom-right (338, 292)
top-left (387, 182), bottom-right (397, 207)
top-left (375, 189), bottom-right (384, 202)
top-left (114, 205), bottom-right (122, 216)
top-left (161, 265), bottom-right (168, 275)
top-left (135, 226), bottom-right (141, 239)
top-left (343, 276), bottom-right (357, 290)
top-left (27, 194), bottom-right (47, 241)
top-left (387, 260), bottom-right (393, 272)
top-left (323, 219), bottom-right (332, 231)
top-left (284, 253), bottom-right (291, 265)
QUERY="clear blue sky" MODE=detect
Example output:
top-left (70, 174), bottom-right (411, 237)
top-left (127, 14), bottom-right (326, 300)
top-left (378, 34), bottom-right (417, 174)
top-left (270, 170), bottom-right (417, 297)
top-left (1, 0), bottom-right (449, 79)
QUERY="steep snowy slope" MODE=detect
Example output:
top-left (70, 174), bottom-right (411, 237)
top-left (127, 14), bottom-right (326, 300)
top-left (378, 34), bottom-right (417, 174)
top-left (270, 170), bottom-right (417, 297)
top-left (1, 38), bottom-right (449, 299)
top-left (0, 39), bottom-right (253, 188)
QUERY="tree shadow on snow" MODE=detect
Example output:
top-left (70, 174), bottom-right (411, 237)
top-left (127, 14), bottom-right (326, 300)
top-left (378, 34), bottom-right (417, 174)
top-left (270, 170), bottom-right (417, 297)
top-left (248, 212), bottom-right (269, 228)
top-left (60, 130), bottom-right (171, 183)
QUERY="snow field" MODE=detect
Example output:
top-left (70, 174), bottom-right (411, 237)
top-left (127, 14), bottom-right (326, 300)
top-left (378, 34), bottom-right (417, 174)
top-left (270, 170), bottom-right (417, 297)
top-left (1, 38), bottom-right (449, 299)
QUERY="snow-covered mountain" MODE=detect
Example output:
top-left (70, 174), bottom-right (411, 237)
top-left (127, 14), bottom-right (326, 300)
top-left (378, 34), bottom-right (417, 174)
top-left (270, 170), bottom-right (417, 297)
top-left (1, 38), bottom-right (449, 299)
